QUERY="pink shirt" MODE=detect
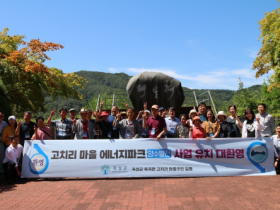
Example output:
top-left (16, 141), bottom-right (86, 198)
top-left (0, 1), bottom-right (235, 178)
top-left (31, 126), bottom-right (52, 140)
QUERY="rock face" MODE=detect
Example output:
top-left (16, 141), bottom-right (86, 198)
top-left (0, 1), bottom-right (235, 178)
top-left (126, 72), bottom-right (185, 112)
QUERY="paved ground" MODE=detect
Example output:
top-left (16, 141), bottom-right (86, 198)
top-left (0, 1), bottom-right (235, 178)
top-left (0, 176), bottom-right (280, 209)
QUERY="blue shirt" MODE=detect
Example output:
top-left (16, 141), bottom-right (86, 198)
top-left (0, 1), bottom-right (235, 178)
top-left (165, 117), bottom-right (181, 136)
top-left (200, 115), bottom-right (207, 122)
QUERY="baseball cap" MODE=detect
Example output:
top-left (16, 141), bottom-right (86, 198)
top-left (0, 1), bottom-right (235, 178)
top-left (144, 110), bottom-right (151, 114)
top-left (159, 107), bottom-right (164, 111)
top-left (8, 116), bottom-right (16, 121)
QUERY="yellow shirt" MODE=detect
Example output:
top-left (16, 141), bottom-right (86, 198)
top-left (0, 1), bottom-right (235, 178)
top-left (1, 125), bottom-right (17, 146)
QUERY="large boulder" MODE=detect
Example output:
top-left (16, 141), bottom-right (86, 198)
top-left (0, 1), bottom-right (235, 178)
top-left (126, 72), bottom-right (185, 111)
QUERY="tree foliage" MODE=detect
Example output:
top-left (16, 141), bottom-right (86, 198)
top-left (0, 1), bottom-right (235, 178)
top-left (0, 28), bottom-right (87, 115)
top-left (253, 1), bottom-right (280, 92)
top-left (232, 79), bottom-right (259, 116)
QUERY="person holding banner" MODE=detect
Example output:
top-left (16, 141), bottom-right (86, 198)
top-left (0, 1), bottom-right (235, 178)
top-left (165, 107), bottom-right (181, 138)
top-left (216, 111), bottom-right (232, 138)
top-left (241, 108), bottom-right (264, 138)
top-left (175, 114), bottom-right (190, 138)
top-left (143, 104), bottom-right (167, 140)
top-left (96, 111), bottom-right (114, 139)
top-left (273, 125), bottom-right (280, 174)
top-left (202, 110), bottom-right (220, 138)
top-left (189, 116), bottom-right (210, 139)
top-left (114, 108), bottom-right (142, 139)
top-left (2, 135), bottom-right (23, 185)
top-left (31, 117), bottom-right (52, 140)
top-left (72, 108), bottom-right (95, 139)
top-left (226, 105), bottom-right (243, 137)
top-left (47, 108), bottom-right (73, 139)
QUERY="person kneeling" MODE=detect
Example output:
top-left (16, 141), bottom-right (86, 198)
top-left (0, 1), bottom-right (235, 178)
top-left (2, 135), bottom-right (23, 185)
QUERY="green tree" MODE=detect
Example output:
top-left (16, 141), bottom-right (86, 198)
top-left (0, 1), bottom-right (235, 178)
top-left (253, 1), bottom-right (280, 93)
top-left (0, 28), bottom-right (87, 115)
top-left (232, 79), bottom-right (259, 116)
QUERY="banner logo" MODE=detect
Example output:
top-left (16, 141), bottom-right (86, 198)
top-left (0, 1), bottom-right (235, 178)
top-left (29, 144), bottom-right (49, 174)
top-left (247, 142), bottom-right (268, 173)
top-left (101, 165), bottom-right (110, 175)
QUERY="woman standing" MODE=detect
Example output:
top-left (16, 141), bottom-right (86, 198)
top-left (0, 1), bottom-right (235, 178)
top-left (226, 105), bottom-right (243, 137)
top-left (31, 117), bottom-right (52, 140)
top-left (202, 110), bottom-right (220, 138)
top-left (187, 109), bottom-right (198, 127)
top-left (1, 116), bottom-right (20, 150)
top-left (241, 108), bottom-right (263, 138)
top-left (175, 114), bottom-right (190, 138)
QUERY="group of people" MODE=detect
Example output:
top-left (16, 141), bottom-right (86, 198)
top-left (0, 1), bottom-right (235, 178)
top-left (0, 101), bottom-right (279, 184)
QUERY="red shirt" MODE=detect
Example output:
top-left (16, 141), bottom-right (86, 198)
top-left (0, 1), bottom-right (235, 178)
top-left (82, 121), bottom-right (89, 139)
top-left (193, 126), bottom-right (205, 138)
top-left (146, 115), bottom-right (167, 138)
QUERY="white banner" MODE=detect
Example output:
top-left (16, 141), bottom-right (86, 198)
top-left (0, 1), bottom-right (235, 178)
top-left (22, 138), bottom-right (276, 178)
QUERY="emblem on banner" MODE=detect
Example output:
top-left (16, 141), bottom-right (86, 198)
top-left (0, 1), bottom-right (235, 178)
top-left (101, 165), bottom-right (110, 175)
top-left (247, 142), bottom-right (268, 173)
top-left (29, 144), bottom-right (49, 174)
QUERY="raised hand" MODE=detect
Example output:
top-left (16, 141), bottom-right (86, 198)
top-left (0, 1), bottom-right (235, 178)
top-left (73, 117), bottom-right (77, 126)
top-left (17, 120), bottom-right (21, 127)
top-left (50, 109), bottom-right (56, 117)
top-left (143, 102), bottom-right (147, 110)
top-left (256, 114), bottom-right (260, 123)
top-left (124, 102), bottom-right (129, 108)
top-left (100, 100), bottom-right (104, 107)
top-left (116, 110), bottom-right (121, 120)
top-left (162, 109), bottom-right (167, 117)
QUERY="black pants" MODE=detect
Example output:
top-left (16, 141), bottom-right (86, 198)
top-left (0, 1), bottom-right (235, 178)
top-left (2, 161), bottom-right (20, 180)
top-left (166, 134), bottom-right (175, 138)
top-left (275, 157), bottom-right (280, 175)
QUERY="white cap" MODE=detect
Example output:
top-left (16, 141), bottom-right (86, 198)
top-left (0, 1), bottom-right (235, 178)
top-left (8, 116), bottom-right (16, 121)
top-left (144, 110), bottom-right (151, 114)
top-left (216, 111), bottom-right (226, 118)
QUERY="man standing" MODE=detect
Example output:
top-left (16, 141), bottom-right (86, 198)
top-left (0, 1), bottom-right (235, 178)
top-left (99, 101), bottom-right (119, 139)
top-left (72, 108), bottom-right (95, 139)
top-left (19, 111), bottom-right (37, 146)
top-left (198, 102), bottom-right (207, 122)
top-left (143, 105), bottom-right (167, 140)
top-left (47, 108), bottom-right (73, 139)
top-left (0, 111), bottom-right (7, 174)
top-left (69, 108), bottom-right (79, 121)
top-left (258, 103), bottom-right (275, 137)
top-left (165, 107), bottom-right (181, 138)
top-left (2, 135), bottom-right (23, 185)
top-left (114, 108), bottom-right (142, 139)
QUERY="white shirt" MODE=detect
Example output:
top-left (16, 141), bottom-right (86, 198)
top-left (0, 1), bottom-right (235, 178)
top-left (273, 135), bottom-right (280, 157)
top-left (3, 144), bottom-right (23, 167)
top-left (0, 120), bottom-right (8, 141)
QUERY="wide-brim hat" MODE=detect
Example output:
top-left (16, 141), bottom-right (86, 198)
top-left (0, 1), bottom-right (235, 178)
top-left (216, 111), bottom-right (226, 118)
top-left (100, 111), bottom-right (109, 117)
top-left (189, 109), bottom-right (198, 118)
top-left (192, 116), bottom-right (202, 123)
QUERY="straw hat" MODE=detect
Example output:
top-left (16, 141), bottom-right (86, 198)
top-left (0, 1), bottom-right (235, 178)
top-left (189, 109), bottom-right (198, 118)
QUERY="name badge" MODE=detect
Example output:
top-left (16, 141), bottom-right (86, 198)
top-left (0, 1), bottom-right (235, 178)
top-left (83, 131), bottom-right (87, 137)
top-left (113, 127), bottom-right (117, 130)
top-left (25, 133), bottom-right (30, 139)
top-left (219, 133), bottom-right (224, 138)
top-left (126, 129), bottom-right (131, 135)
top-left (231, 126), bottom-right (235, 132)
top-left (108, 132), bottom-right (112, 138)
top-left (58, 131), bottom-right (64, 136)
top-left (170, 128), bottom-right (175, 134)
top-left (151, 128), bottom-right (156, 135)
top-left (142, 131), bottom-right (147, 136)
top-left (209, 133), bottom-right (214, 137)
